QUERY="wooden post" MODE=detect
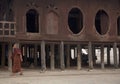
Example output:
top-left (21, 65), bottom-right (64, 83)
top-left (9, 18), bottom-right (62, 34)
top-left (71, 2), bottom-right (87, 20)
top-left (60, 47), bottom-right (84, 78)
top-left (34, 44), bottom-right (38, 67)
top-left (107, 46), bottom-right (110, 65)
top-left (24, 45), bottom-right (27, 65)
top-left (1, 43), bottom-right (5, 67)
top-left (88, 42), bottom-right (93, 69)
top-left (101, 44), bottom-right (104, 69)
top-left (119, 46), bottom-right (120, 67)
top-left (50, 44), bottom-right (55, 70)
top-left (8, 43), bottom-right (12, 71)
top-left (77, 44), bottom-right (81, 70)
top-left (60, 41), bottom-right (65, 70)
top-left (113, 42), bottom-right (118, 68)
top-left (41, 41), bottom-right (46, 71)
top-left (66, 45), bottom-right (70, 68)
top-left (92, 45), bottom-right (96, 66)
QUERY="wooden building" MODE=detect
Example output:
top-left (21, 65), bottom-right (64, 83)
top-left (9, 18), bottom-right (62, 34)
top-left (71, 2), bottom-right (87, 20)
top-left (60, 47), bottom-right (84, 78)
top-left (0, 0), bottom-right (120, 70)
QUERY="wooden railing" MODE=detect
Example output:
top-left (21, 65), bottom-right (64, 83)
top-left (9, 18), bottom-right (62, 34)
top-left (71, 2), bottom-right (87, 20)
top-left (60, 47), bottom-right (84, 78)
top-left (0, 21), bottom-right (16, 37)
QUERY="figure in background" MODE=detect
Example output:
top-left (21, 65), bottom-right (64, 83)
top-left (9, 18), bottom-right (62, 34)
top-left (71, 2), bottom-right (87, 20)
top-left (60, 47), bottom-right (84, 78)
top-left (11, 43), bottom-right (23, 75)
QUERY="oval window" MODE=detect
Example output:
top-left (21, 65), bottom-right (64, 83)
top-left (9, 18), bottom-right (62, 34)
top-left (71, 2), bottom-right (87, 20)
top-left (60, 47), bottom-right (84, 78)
top-left (68, 8), bottom-right (83, 34)
top-left (95, 10), bottom-right (109, 35)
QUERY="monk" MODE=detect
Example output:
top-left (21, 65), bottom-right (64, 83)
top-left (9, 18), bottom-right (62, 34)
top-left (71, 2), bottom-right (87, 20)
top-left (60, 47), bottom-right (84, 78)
top-left (11, 43), bottom-right (23, 75)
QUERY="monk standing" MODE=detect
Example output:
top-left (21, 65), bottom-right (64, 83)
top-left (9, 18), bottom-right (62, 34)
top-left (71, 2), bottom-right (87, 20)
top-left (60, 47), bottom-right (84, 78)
top-left (11, 43), bottom-right (23, 75)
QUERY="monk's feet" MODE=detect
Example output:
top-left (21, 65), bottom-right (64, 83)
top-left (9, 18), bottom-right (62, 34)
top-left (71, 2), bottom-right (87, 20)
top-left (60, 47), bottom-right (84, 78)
top-left (19, 72), bottom-right (23, 75)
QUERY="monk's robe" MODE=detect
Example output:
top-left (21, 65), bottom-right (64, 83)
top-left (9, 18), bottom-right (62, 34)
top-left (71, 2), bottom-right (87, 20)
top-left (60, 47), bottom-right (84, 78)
top-left (12, 48), bottom-right (22, 73)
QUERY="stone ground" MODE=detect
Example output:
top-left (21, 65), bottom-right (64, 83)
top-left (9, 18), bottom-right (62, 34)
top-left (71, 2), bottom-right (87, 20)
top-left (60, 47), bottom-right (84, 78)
top-left (0, 69), bottom-right (120, 84)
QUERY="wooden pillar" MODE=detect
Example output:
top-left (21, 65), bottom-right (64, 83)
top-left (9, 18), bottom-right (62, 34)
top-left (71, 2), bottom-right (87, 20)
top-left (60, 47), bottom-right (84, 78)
top-left (50, 44), bottom-right (55, 70)
top-left (27, 46), bottom-right (29, 59)
top-left (60, 41), bottom-right (65, 70)
top-left (8, 43), bottom-right (12, 71)
top-left (41, 41), bottom-right (46, 71)
top-left (113, 42), bottom-right (118, 68)
top-left (1, 43), bottom-right (5, 67)
top-left (92, 45), bottom-right (96, 66)
top-left (66, 45), bottom-right (70, 68)
top-left (24, 45), bottom-right (27, 64)
top-left (34, 44), bottom-right (38, 67)
top-left (88, 42), bottom-right (93, 69)
top-left (77, 44), bottom-right (81, 70)
top-left (107, 46), bottom-right (110, 65)
top-left (119, 46), bottom-right (120, 66)
top-left (101, 45), bottom-right (104, 69)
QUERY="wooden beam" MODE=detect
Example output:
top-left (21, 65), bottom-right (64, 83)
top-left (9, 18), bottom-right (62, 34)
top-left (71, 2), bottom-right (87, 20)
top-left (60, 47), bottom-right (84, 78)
top-left (1, 43), bottom-right (5, 67)
top-left (34, 44), bottom-right (38, 67)
top-left (119, 46), bottom-right (120, 66)
top-left (41, 41), bottom-right (46, 71)
top-left (77, 44), bottom-right (81, 70)
top-left (88, 42), bottom-right (93, 69)
top-left (66, 45), bottom-right (70, 68)
top-left (101, 44), bottom-right (104, 69)
top-left (107, 46), bottom-right (110, 65)
top-left (113, 42), bottom-right (118, 68)
top-left (50, 44), bottom-right (55, 70)
top-left (60, 41), bottom-right (65, 70)
top-left (8, 43), bottom-right (12, 71)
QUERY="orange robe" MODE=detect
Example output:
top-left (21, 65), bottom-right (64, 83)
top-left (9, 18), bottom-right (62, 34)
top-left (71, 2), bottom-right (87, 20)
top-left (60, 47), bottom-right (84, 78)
top-left (12, 48), bottom-right (22, 73)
